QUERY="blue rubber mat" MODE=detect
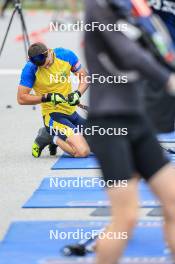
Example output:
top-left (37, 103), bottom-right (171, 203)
top-left (170, 154), bottom-right (175, 163)
top-left (62, 152), bottom-right (95, 158)
top-left (29, 177), bottom-right (150, 191)
top-left (51, 153), bottom-right (175, 170)
top-left (158, 131), bottom-right (175, 142)
top-left (0, 221), bottom-right (172, 264)
top-left (51, 156), bottom-right (100, 170)
top-left (53, 151), bottom-right (175, 170)
top-left (23, 177), bottom-right (159, 208)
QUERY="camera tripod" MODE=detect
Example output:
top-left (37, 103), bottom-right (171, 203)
top-left (0, 0), bottom-right (30, 60)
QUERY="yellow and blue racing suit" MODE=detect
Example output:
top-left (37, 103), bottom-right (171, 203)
top-left (19, 48), bottom-right (85, 140)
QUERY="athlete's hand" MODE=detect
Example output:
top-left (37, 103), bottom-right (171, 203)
top-left (67, 90), bottom-right (81, 106)
top-left (42, 93), bottom-right (66, 105)
top-left (167, 74), bottom-right (175, 96)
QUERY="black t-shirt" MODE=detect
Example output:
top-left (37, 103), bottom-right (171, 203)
top-left (84, 0), bottom-right (170, 117)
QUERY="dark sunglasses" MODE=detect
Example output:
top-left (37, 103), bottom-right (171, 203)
top-left (29, 50), bottom-right (48, 66)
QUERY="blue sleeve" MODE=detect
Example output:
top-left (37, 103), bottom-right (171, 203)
top-left (54, 48), bottom-right (82, 72)
top-left (19, 62), bottom-right (37, 88)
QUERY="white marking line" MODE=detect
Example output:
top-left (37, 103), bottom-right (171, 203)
top-left (0, 69), bottom-right (21, 75)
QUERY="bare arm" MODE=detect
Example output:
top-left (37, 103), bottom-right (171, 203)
top-left (74, 68), bottom-right (89, 96)
top-left (17, 85), bottom-right (42, 105)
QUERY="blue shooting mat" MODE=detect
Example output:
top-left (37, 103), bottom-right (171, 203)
top-left (157, 131), bottom-right (175, 143)
top-left (52, 145), bottom-right (175, 170)
top-left (62, 152), bottom-right (95, 158)
top-left (170, 154), bottom-right (175, 163)
top-left (0, 221), bottom-right (172, 264)
top-left (51, 155), bottom-right (100, 170)
top-left (23, 177), bottom-right (159, 208)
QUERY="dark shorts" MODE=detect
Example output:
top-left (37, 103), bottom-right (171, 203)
top-left (87, 114), bottom-right (169, 182)
top-left (44, 111), bottom-right (86, 141)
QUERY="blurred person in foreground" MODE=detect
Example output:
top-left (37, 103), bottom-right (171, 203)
top-left (85, 0), bottom-right (175, 263)
top-left (17, 42), bottom-right (90, 158)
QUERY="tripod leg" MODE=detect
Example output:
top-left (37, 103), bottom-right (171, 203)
top-left (21, 18), bottom-right (29, 60)
top-left (18, 8), bottom-right (30, 60)
top-left (19, 9), bottom-right (30, 46)
top-left (0, 8), bottom-right (17, 57)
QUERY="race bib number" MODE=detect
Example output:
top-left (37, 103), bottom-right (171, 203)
top-left (149, 0), bottom-right (175, 15)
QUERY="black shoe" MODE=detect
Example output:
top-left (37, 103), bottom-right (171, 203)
top-left (32, 127), bottom-right (52, 158)
top-left (49, 144), bottom-right (57, 156)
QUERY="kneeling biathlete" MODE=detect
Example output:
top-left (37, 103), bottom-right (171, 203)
top-left (17, 42), bottom-right (90, 157)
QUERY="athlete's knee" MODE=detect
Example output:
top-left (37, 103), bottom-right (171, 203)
top-left (163, 197), bottom-right (175, 222)
top-left (75, 146), bottom-right (90, 157)
top-left (123, 212), bottom-right (137, 230)
top-left (113, 208), bottom-right (137, 230)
